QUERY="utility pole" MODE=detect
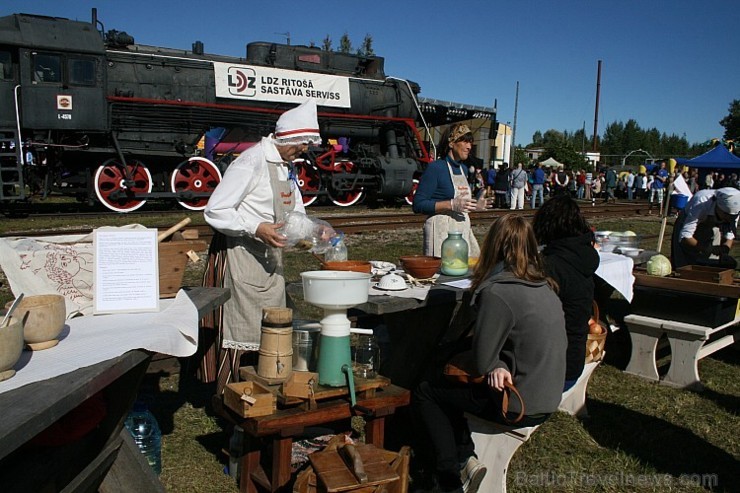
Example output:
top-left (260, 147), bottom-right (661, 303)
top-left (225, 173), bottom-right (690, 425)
top-left (592, 60), bottom-right (602, 152)
top-left (511, 81), bottom-right (519, 165)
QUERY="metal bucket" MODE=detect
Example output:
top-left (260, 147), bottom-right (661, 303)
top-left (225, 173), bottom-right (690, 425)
top-left (292, 320), bottom-right (321, 371)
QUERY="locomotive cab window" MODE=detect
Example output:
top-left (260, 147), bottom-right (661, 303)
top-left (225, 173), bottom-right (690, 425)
top-left (32, 53), bottom-right (61, 83)
top-left (69, 58), bottom-right (96, 86)
top-left (0, 51), bottom-right (12, 80)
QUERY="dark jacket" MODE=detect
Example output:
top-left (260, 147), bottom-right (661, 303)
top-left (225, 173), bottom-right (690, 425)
top-left (472, 269), bottom-right (567, 415)
top-left (493, 169), bottom-right (510, 192)
top-left (541, 233), bottom-right (600, 381)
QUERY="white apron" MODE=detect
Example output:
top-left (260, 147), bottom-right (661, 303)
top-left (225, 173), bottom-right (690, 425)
top-left (222, 162), bottom-right (296, 350)
top-left (423, 159), bottom-right (480, 258)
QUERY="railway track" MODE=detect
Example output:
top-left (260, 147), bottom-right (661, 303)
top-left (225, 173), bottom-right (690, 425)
top-left (1, 201), bottom-right (656, 241)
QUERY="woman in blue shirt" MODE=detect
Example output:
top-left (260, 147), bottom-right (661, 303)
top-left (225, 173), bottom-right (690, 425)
top-left (412, 123), bottom-right (484, 257)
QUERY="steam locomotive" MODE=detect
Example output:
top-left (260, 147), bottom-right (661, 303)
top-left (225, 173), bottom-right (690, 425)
top-left (0, 10), bottom-right (492, 212)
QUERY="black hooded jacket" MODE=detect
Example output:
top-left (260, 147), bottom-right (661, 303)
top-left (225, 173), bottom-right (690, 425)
top-left (541, 233), bottom-right (600, 381)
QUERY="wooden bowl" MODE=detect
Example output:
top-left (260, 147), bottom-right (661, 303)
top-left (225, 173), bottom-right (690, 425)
top-left (399, 255), bottom-right (441, 279)
top-left (0, 317), bottom-right (24, 381)
top-left (10, 294), bottom-right (66, 346)
top-left (321, 260), bottom-right (372, 274)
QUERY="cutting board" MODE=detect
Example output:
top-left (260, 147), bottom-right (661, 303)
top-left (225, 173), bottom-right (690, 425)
top-left (309, 444), bottom-right (399, 492)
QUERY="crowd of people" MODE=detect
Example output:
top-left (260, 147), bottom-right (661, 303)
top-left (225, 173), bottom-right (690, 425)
top-left (467, 159), bottom-right (740, 212)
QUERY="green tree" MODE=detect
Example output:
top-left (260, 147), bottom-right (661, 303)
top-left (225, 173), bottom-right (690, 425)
top-left (719, 99), bottom-right (740, 141)
top-left (339, 32), bottom-right (352, 54)
top-left (541, 129), bottom-right (565, 147)
top-left (359, 34), bottom-right (374, 56)
top-left (322, 35), bottom-right (332, 51)
top-left (530, 130), bottom-right (543, 147)
top-left (513, 147), bottom-right (528, 165)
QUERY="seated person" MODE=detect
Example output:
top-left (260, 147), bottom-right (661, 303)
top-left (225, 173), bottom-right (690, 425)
top-left (533, 195), bottom-right (600, 390)
top-left (413, 215), bottom-right (566, 493)
top-left (671, 187), bottom-right (739, 269)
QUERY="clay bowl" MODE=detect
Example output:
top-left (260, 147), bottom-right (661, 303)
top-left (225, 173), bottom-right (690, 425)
top-left (321, 260), bottom-right (372, 274)
top-left (0, 316), bottom-right (24, 381)
top-left (9, 294), bottom-right (66, 348)
top-left (399, 255), bottom-right (442, 279)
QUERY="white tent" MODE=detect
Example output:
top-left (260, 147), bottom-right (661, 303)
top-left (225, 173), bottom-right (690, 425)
top-left (540, 157), bottom-right (564, 168)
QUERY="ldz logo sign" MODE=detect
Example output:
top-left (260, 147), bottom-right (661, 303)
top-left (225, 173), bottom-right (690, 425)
top-left (227, 67), bottom-right (256, 96)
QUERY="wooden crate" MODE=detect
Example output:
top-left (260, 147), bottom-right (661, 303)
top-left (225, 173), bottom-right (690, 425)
top-left (675, 265), bottom-right (735, 285)
top-left (158, 240), bottom-right (206, 298)
top-left (223, 380), bottom-right (277, 417)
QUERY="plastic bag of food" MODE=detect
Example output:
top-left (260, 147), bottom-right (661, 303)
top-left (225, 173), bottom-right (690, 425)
top-left (278, 211), bottom-right (337, 253)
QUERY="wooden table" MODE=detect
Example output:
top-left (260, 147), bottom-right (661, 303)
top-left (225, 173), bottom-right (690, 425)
top-left (0, 286), bottom-right (229, 493)
top-left (214, 383), bottom-right (410, 493)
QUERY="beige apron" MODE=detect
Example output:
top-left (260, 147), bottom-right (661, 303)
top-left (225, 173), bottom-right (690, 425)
top-left (423, 159), bottom-right (480, 258)
top-left (222, 162), bottom-right (295, 350)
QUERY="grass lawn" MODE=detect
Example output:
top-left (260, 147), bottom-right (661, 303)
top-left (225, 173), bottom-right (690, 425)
top-left (1, 211), bottom-right (739, 492)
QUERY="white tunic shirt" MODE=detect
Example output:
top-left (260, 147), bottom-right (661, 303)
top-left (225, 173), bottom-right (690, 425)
top-left (679, 189), bottom-right (737, 241)
top-left (204, 136), bottom-right (306, 237)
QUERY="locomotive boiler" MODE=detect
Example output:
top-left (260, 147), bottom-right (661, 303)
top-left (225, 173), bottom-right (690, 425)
top-left (0, 10), bottom-right (442, 212)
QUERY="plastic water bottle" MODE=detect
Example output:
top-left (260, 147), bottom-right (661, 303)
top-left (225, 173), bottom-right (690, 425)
top-left (325, 232), bottom-right (348, 262)
top-left (227, 426), bottom-right (244, 480)
top-left (124, 401), bottom-right (162, 475)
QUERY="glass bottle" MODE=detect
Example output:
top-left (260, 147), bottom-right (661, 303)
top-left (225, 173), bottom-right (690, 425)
top-left (124, 401), bottom-right (162, 475)
top-left (324, 232), bottom-right (348, 262)
top-left (352, 334), bottom-right (380, 379)
top-left (441, 230), bottom-right (469, 276)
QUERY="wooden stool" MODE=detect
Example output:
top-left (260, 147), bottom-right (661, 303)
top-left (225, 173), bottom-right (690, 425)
top-left (558, 357), bottom-right (603, 418)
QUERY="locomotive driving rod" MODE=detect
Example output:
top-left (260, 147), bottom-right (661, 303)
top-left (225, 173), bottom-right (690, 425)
top-left (110, 133), bottom-right (135, 187)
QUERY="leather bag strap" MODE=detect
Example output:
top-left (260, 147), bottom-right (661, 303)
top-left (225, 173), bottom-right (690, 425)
top-left (501, 381), bottom-right (525, 425)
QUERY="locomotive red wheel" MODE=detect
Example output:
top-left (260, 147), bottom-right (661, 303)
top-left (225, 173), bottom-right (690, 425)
top-left (404, 178), bottom-right (420, 206)
top-left (94, 159), bottom-right (152, 212)
top-left (293, 158), bottom-right (320, 207)
top-left (328, 160), bottom-right (364, 207)
top-left (170, 157), bottom-right (222, 211)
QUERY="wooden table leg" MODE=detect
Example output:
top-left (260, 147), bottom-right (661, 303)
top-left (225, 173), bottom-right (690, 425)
top-left (365, 416), bottom-right (386, 448)
top-left (271, 437), bottom-right (293, 492)
top-left (664, 334), bottom-right (706, 390)
top-left (241, 437), bottom-right (262, 493)
top-left (624, 323), bottom-right (663, 382)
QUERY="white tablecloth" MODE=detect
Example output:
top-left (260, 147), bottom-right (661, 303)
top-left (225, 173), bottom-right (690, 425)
top-left (0, 290), bottom-right (198, 394)
top-left (596, 252), bottom-right (635, 302)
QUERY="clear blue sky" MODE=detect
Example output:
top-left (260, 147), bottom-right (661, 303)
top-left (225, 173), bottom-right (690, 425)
top-left (5, 0), bottom-right (739, 145)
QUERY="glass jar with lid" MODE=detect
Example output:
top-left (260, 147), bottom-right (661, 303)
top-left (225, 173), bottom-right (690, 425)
top-left (441, 230), bottom-right (469, 276)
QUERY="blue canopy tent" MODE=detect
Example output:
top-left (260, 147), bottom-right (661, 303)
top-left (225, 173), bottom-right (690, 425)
top-left (676, 144), bottom-right (740, 169)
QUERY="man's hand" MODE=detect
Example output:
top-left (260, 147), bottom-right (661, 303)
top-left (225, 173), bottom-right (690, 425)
top-left (256, 222), bottom-right (287, 248)
top-left (487, 368), bottom-right (513, 391)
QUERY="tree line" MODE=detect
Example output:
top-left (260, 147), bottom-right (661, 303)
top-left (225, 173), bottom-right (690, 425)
top-left (522, 99), bottom-right (740, 169)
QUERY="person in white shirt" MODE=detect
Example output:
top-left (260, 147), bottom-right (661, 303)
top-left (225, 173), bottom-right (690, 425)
top-left (203, 100), bottom-right (328, 393)
top-left (671, 187), bottom-right (739, 269)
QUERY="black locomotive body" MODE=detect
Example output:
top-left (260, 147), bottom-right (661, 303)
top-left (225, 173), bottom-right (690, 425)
top-left (0, 11), bottom-right (431, 211)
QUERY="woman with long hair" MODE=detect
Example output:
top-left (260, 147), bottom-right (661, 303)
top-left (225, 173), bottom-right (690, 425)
top-left (413, 215), bottom-right (567, 493)
top-left (532, 195), bottom-right (599, 390)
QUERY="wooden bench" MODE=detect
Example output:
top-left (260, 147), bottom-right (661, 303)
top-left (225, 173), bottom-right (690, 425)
top-left (624, 313), bottom-right (740, 390)
top-left (466, 359), bottom-right (602, 493)
top-left (558, 358), bottom-right (602, 418)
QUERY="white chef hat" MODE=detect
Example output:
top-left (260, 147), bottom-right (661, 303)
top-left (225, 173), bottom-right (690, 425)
top-left (273, 100), bottom-right (321, 146)
top-left (715, 187), bottom-right (740, 215)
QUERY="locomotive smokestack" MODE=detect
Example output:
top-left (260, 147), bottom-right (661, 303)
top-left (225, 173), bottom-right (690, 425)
top-left (193, 41), bottom-right (204, 55)
top-left (91, 8), bottom-right (97, 26)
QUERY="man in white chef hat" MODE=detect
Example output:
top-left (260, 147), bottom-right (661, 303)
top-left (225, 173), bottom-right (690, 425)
top-left (672, 186), bottom-right (740, 269)
top-left (204, 100), bottom-right (331, 393)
